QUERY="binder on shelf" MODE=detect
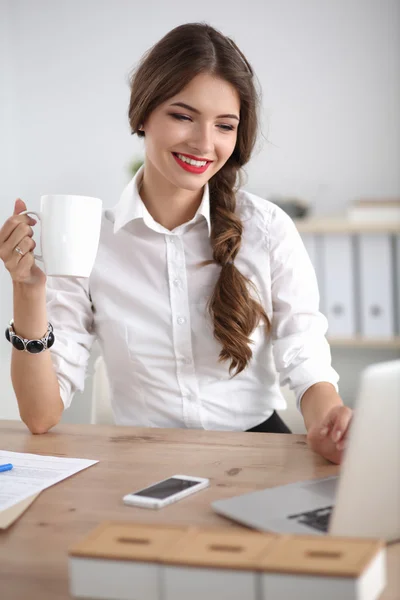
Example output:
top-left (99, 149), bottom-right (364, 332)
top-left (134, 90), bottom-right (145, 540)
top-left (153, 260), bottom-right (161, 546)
top-left (321, 235), bottom-right (356, 338)
top-left (357, 234), bottom-right (395, 338)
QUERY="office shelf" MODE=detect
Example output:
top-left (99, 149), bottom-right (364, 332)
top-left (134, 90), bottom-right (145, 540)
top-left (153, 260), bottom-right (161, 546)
top-left (295, 218), bottom-right (400, 349)
top-left (328, 337), bottom-right (400, 349)
top-left (294, 218), bottom-right (400, 234)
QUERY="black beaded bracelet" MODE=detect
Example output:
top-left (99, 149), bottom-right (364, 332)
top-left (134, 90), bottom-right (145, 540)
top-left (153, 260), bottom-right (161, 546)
top-left (5, 320), bottom-right (55, 354)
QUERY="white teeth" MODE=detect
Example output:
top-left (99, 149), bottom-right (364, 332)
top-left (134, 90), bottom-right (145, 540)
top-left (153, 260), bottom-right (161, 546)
top-left (176, 153), bottom-right (207, 167)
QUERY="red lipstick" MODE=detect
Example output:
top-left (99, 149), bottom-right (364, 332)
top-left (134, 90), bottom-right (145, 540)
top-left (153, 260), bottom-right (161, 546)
top-left (172, 152), bottom-right (212, 174)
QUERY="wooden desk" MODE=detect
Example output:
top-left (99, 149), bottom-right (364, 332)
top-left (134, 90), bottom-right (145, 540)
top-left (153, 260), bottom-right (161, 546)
top-left (0, 420), bottom-right (398, 599)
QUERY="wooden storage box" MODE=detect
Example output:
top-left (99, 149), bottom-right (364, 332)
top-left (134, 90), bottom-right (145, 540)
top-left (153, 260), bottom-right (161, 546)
top-left (68, 521), bottom-right (386, 600)
top-left (68, 521), bottom-right (188, 600)
top-left (257, 535), bottom-right (386, 600)
top-left (161, 528), bottom-right (277, 600)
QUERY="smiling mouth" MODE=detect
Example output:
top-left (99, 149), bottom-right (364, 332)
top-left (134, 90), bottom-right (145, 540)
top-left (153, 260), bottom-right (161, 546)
top-left (172, 152), bottom-right (213, 174)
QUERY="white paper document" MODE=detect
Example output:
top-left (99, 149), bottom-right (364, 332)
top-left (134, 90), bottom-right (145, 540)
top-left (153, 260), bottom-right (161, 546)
top-left (0, 450), bottom-right (98, 512)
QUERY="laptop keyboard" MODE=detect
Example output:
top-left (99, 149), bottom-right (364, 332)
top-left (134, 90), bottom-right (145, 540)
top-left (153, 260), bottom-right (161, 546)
top-left (287, 505), bottom-right (333, 532)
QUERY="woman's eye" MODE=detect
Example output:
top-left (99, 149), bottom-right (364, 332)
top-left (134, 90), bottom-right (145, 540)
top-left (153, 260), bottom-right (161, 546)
top-left (169, 114), bottom-right (235, 132)
top-left (218, 124), bottom-right (235, 132)
top-left (170, 113), bottom-right (191, 122)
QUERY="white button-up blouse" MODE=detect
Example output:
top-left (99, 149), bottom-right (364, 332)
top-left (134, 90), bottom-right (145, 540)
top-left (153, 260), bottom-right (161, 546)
top-left (46, 168), bottom-right (339, 430)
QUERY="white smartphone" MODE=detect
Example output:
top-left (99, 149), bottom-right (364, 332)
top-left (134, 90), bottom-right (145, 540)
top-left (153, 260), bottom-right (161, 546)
top-left (122, 474), bottom-right (210, 509)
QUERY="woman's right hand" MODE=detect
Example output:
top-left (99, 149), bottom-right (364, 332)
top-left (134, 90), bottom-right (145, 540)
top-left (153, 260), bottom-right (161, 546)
top-left (0, 198), bottom-right (46, 288)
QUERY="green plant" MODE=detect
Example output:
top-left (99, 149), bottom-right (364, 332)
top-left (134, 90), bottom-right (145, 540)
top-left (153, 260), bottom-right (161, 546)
top-left (128, 157), bottom-right (144, 178)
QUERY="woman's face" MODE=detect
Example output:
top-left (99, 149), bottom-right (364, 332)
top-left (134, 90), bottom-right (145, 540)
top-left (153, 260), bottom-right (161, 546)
top-left (142, 72), bottom-right (240, 192)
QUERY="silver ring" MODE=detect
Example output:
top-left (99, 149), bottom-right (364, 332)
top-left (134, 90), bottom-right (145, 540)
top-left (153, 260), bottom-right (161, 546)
top-left (15, 246), bottom-right (24, 256)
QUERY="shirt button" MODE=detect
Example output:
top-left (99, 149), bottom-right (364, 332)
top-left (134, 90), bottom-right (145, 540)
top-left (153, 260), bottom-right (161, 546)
top-left (173, 279), bottom-right (180, 287)
top-left (168, 237), bottom-right (175, 244)
top-left (182, 357), bottom-right (191, 365)
top-left (177, 317), bottom-right (186, 325)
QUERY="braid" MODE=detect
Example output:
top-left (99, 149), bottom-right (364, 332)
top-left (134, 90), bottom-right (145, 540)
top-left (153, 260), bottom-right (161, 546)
top-left (208, 166), bottom-right (270, 377)
top-left (126, 22), bottom-right (266, 374)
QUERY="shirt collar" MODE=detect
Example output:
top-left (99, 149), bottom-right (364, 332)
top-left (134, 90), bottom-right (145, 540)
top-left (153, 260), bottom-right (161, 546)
top-left (113, 165), bottom-right (211, 237)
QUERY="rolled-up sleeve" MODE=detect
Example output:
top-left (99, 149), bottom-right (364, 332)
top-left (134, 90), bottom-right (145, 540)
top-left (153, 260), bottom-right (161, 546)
top-left (269, 206), bottom-right (339, 409)
top-left (46, 276), bottom-right (95, 409)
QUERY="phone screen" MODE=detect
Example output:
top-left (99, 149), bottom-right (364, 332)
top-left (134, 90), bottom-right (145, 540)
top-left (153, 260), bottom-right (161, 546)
top-left (133, 477), bottom-right (200, 500)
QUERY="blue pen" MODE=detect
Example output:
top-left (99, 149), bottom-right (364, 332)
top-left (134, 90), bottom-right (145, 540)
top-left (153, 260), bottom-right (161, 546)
top-left (0, 463), bottom-right (13, 473)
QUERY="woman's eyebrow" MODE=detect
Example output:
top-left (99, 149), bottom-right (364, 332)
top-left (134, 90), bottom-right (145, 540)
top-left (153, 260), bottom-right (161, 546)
top-left (169, 102), bottom-right (239, 121)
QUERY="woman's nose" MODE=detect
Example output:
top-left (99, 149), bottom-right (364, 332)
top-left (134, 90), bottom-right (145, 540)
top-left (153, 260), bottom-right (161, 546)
top-left (188, 124), bottom-right (214, 157)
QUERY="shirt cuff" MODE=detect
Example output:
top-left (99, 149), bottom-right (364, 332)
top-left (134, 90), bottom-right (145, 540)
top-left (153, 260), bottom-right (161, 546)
top-left (58, 380), bottom-right (72, 410)
top-left (288, 358), bottom-right (340, 411)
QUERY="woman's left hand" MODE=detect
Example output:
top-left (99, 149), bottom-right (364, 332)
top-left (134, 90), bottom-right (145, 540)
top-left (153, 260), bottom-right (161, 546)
top-left (307, 405), bottom-right (353, 465)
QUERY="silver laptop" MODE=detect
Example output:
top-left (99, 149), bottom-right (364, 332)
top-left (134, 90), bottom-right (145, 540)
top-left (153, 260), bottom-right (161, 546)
top-left (213, 360), bottom-right (400, 542)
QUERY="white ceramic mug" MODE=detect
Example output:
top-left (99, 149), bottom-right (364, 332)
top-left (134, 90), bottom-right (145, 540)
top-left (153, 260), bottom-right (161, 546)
top-left (22, 194), bottom-right (103, 277)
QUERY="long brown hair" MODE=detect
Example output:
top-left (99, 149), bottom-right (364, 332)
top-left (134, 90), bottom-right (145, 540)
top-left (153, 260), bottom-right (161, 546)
top-left (128, 23), bottom-right (269, 376)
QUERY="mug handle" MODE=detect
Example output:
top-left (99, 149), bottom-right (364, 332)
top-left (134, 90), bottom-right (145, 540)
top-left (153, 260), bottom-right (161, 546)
top-left (19, 210), bottom-right (43, 262)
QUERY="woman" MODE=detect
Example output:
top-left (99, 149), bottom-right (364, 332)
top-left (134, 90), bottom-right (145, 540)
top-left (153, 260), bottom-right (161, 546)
top-left (0, 23), bottom-right (352, 464)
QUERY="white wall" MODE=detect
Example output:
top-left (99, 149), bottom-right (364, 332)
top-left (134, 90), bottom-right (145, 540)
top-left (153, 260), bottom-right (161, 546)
top-left (1, 0), bottom-right (399, 422)
top-left (1, 0), bottom-right (20, 419)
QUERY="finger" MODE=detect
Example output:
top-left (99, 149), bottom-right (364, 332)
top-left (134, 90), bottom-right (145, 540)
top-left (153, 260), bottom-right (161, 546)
top-left (336, 416), bottom-right (353, 451)
top-left (13, 198), bottom-right (27, 216)
top-left (16, 235), bottom-right (36, 256)
top-left (1, 222), bottom-right (34, 260)
top-left (320, 423), bottom-right (333, 437)
top-left (335, 427), bottom-right (349, 448)
top-left (329, 447), bottom-right (344, 465)
top-left (319, 410), bottom-right (337, 437)
top-left (4, 236), bottom-right (36, 272)
top-left (13, 198), bottom-right (36, 225)
top-left (330, 406), bottom-right (352, 444)
top-left (0, 213), bottom-right (36, 246)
